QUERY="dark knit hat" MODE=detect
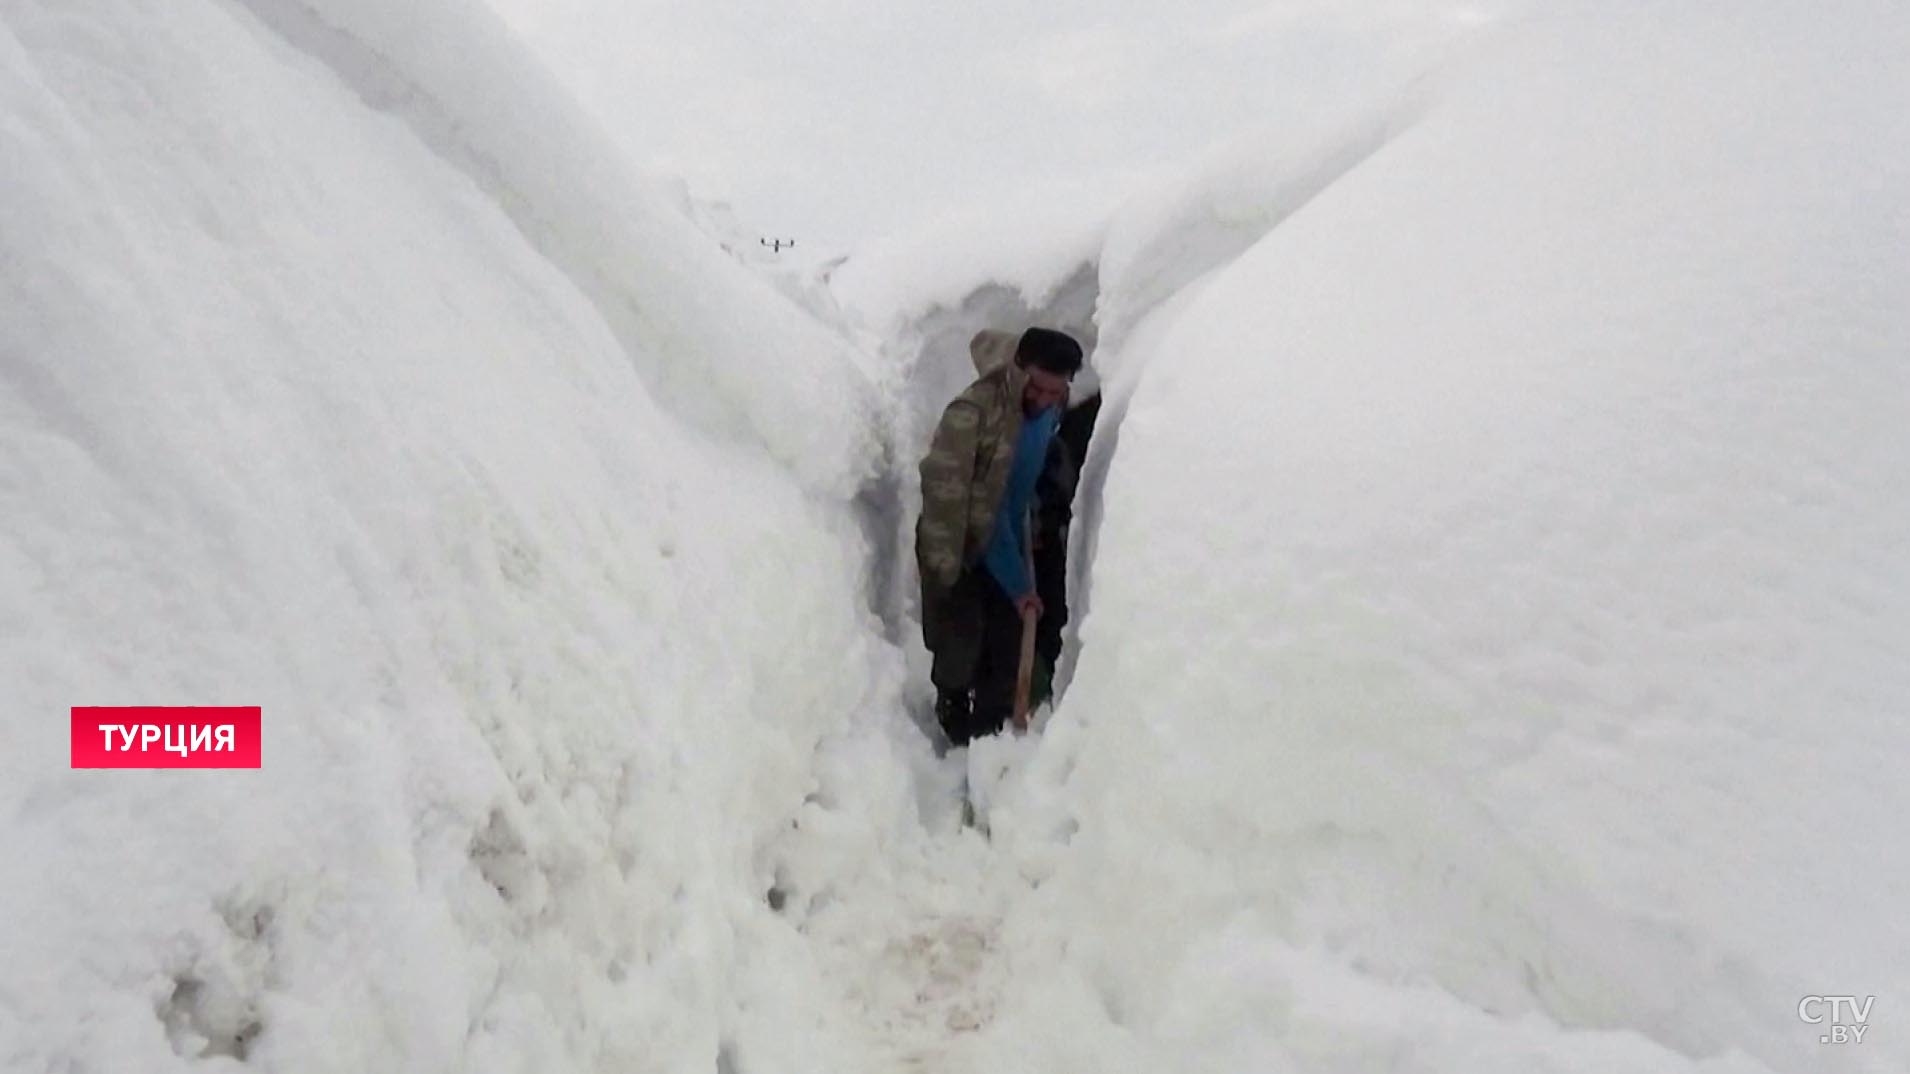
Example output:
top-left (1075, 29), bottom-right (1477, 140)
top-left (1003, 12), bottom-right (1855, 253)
top-left (1015, 327), bottom-right (1084, 377)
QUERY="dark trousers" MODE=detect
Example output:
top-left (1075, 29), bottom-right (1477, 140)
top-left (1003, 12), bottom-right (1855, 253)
top-left (1033, 543), bottom-right (1067, 666)
top-left (925, 569), bottom-right (1024, 746)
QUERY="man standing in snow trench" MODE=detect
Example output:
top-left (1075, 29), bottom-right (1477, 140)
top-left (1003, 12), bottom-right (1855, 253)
top-left (916, 326), bottom-right (1083, 747)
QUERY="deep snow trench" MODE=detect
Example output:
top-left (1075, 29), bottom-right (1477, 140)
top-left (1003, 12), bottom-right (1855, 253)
top-left (762, 259), bottom-right (1108, 1070)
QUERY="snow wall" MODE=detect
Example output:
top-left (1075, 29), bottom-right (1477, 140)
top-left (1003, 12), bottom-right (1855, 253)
top-left (929, 4), bottom-right (1908, 1074)
top-left (0, 1), bottom-right (917, 1071)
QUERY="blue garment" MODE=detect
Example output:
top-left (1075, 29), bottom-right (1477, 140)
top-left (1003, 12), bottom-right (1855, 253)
top-left (983, 405), bottom-right (1059, 600)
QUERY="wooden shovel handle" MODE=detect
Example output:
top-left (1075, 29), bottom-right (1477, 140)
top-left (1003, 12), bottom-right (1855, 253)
top-left (1013, 605), bottom-right (1038, 732)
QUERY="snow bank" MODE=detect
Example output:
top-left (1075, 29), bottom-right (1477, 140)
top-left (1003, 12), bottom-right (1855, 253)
top-left (484, 0), bottom-right (1496, 245)
top-left (976, 3), bottom-right (1910, 1072)
top-left (0, 1), bottom-right (905, 1071)
top-left (237, 0), bottom-right (880, 497)
top-left (831, 183), bottom-right (1120, 341)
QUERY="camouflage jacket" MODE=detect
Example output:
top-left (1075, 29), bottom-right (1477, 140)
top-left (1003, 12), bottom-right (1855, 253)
top-left (915, 331), bottom-right (1029, 595)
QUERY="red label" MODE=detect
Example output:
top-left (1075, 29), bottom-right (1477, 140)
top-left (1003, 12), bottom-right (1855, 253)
top-left (71, 707), bottom-right (262, 769)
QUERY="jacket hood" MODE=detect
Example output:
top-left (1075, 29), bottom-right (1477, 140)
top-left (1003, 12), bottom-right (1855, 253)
top-left (969, 330), bottom-right (1020, 376)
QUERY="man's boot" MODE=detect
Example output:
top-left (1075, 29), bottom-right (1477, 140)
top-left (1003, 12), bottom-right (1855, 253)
top-left (935, 688), bottom-right (974, 748)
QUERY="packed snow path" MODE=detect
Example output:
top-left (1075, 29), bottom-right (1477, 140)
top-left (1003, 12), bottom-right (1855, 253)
top-left (767, 728), bottom-right (1055, 1074)
top-left (807, 821), bottom-right (1008, 1070)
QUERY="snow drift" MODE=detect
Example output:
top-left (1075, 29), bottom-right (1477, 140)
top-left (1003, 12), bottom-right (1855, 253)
top-left (965, 4), bottom-right (1910, 1073)
top-left (0, 1), bottom-right (904, 1071)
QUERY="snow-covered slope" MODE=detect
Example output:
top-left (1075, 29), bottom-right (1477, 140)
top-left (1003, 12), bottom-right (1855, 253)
top-left (0, 2), bottom-right (904, 1071)
top-left (969, 4), bottom-right (1910, 1072)
top-left (483, 0), bottom-right (1496, 246)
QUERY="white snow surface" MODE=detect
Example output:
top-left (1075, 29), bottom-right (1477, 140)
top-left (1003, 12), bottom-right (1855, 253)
top-left (962, 4), bottom-right (1910, 1074)
top-left (4, 1), bottom-right (1908, 1073)
top-left (1, 1), bottom-right (903, 1071)
top-left (483, 0), bottom-right (1497, 246)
